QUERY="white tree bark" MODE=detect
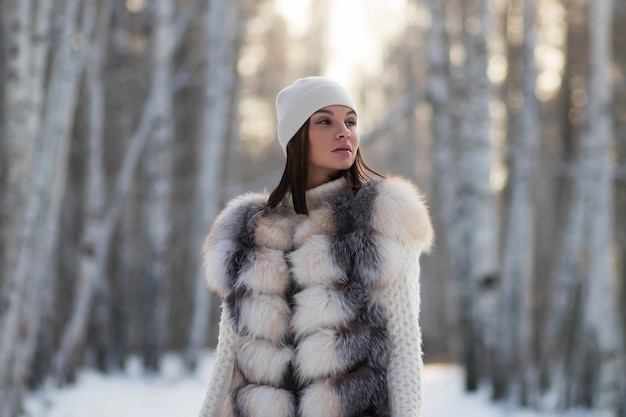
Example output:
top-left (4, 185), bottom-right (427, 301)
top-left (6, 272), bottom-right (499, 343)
top-left (580, 0), bottom-right (624, 411)
top-left (142, 0), bottom-right (175, 371)
top-left (0, 3), bottom-right (35, 412)
top-left (52, 96), bottom-right (158, 384)
top-left (0, 0), bottom-right (88, 413)
top-left (543, 1), bottom-right (624, 412)
top-left (16, 0), bottom-right (95, 396)
top-left (186, 0), bottom-right (245, 369)
top-left (51, 3), bottom-right (163, 381)
top-left (1, 0), bottom-right (34, 219)
top-left (456, 0), bottom-right (498, 390)
top-left (516, 0), bottom-right (540, 405)
top-left (426, 0), bottom-right (463, 361)
top-left (1, 0), bottom-right (54, 390)
top-left (495, 0), bottom-right (539, 404)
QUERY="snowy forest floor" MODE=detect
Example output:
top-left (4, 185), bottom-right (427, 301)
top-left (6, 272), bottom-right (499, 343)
top-left (22, 353), bottom-right (599, 417)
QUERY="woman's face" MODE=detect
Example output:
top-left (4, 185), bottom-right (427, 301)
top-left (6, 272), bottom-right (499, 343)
top-left (307, 105), bottom-right (359, 189)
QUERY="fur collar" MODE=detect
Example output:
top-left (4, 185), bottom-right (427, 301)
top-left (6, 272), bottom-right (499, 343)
top-left (202, 176), bottom-right (433, 299)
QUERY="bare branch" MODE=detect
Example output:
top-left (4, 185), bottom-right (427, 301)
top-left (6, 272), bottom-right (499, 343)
top-left (171, 0), bottom-right (203, 49)
top-left (102, 93), bottom-right (157, 238)
top-left (360, 89), bottom-right (424, 145)
top-left (171, 52), bottom-right (204, 94)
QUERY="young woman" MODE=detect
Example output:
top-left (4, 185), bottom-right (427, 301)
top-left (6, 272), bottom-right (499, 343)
top-left (198, 76), bottom-right (434, 417)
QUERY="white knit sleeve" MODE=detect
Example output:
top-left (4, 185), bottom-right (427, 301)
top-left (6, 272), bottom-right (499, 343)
top-left (383, 240), bottom-right (423, 417)
top-left (198, 303), bottom-right (238, 417)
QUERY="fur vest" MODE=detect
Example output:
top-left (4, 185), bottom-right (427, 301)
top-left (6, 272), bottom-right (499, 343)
top-left (203, 177), bottom-right (433, 417)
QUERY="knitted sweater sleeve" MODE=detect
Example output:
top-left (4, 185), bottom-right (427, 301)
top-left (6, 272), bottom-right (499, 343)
top-left (198, 303), bottom-right (238, 417)
top-left (383, 240), bottom-right (424, 417)
top-left (368, 177), bottom-right (433, 417)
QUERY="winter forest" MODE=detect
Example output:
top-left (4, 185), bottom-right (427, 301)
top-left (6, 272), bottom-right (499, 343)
top-left (0, 0), bottom-right (625, 416)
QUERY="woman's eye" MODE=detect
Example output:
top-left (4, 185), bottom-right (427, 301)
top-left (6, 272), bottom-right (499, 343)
top-left (316, 119), bottom-right (330, 125)
top-left (346, 120), bottom-right (357, 127)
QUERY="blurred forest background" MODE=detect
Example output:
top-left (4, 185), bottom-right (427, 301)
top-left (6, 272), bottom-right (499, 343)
top-left (1, 0), bottom-right (626, 416)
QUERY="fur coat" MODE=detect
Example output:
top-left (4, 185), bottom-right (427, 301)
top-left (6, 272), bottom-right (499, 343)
top-left (198, 176), bottom-right (434, 417)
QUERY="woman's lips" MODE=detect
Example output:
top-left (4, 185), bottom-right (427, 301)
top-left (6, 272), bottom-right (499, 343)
top-left (332, 145), bottom-right (352, 154)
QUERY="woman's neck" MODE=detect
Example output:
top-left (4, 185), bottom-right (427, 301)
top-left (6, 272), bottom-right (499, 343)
top-left (306, 168), bottom-right (339, 190)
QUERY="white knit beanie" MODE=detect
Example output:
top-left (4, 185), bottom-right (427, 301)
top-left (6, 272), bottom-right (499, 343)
top-left (275, 76), bottom-right (358, 156)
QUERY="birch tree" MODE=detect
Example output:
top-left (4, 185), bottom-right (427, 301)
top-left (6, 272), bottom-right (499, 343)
top-left (494, 0), bottom-right (539, 404)
top-left (51, 5), bottom-right (159, 384)
top-left (142, 0), bottom-right (176, 372)
top-left (0, 0), bottom-right (92, 413)
top-left (50, 0), bottom-right (114, 381)
top-left (186, 0), bottom-right (246, 369)
top-left (541, 0), bottom-right (624, 412)
top-left (456, 0), bottom-right (498, 390)
top-left (0, 1), bottom-right (39, 412)
top-left (52, 83), bottom-right (158, 383)
top-left (577, 0), bottom-right (625, 411)
top-left (425, 0), bottom-right (464, 360)
top-left (542, 21), bottom-right (594, 416)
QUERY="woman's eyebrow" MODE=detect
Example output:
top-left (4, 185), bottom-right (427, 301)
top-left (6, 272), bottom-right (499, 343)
top-left (313, 109), bottom-right (334, 115)
top-left (312, 109), bottom-right (356, 116)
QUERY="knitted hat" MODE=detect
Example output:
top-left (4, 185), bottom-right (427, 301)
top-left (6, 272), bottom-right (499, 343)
top-left (276, 76), bottom-right (358, 156)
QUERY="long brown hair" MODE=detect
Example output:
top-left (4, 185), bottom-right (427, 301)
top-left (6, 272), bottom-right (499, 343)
top-left (267, 120), bottom-right (384, 214)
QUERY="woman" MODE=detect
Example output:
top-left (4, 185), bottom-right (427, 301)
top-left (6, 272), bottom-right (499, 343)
top-left (198, 76), bottom-right (434, 417)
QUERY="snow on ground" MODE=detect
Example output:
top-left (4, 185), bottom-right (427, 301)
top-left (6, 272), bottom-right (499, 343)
top-left (22, 354), bottom-right (598, 417)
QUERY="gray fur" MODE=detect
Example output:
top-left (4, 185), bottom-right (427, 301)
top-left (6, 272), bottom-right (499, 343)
top-left (209, 179), bottom-right (417, 417)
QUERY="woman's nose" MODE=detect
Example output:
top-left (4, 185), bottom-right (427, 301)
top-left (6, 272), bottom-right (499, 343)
top-left (337, 123), bottom-right (351, 139)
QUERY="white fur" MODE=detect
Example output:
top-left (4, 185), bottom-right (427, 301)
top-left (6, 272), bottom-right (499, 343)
top-left (293, 207), bottom-right (334, 248)
top-left (371, 177), bottom-right (434, 252)
top-left (201, 177), bottom-right (432, 417)
top-left (209, 192), bottom-right (267, 243)
top-left (255, 214), bottom-right (293, 251)
top-left (237, 337), bottom-right (293, 386)
top-left (238, 385), bottom-right (296, 417)
top-left (294, 329), bottom-right (345, 382)
top-left (202, 237), bottom-right (234, 298)
top-left (239, 294), bottom-right (290, 343)
top-left (369, 236), bottom-right (406, 293)
top-left (289, 235), bottom-right (345, 287)
top-left (202, 192), bottom-right (268, 297)
top-left (299, 381), bottom-right (341, 417)
top-left (236, 248), bottom-right (289, 295)
top-left (292, 287), bottom-right (355, 339)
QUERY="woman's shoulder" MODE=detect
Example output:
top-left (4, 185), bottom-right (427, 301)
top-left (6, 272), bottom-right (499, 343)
top-left (210, 191), bottom-right (268, 234)
top-left (221, 190), bottom-right (269, 215)
top-left (365, 176), bottom-right (434, 252)
top-left (202, 191), bottom-right (269, 297)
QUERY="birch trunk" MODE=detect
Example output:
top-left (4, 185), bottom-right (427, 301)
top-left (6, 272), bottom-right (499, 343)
top-left (52, 98), bottom-right (157, 384)
top-left (142, 0), bottom-right (175, 371)
top-left (426, 0), bottom-right (463, 360)
top-left (0, 0), bottom-right (86, 412)
top-left (494, 0), bottom-right (539, 404)
top-left (0, 0), bottom-right (54, 397)
top-left (516, 0), bottom-right (540, 405)
top-left (14, 0), bottom-right (95, 396)
top-left (186, 0), bottom-right (244, 369)
top-left (83, 0), bottom-right (118, 373)
top-left (0, 0), bottom-right (34, 225)
top-left (542, 23), bottom-right (591, 415)
top-left (457, 0), bottom-right (498, 391)
top-left (0, 2), bottom-right (35, 412)
top-left (579, 0), bottom-right (624, 411)
top-left (52, 12), bottom-right (159, 382)
top-left (0, 0), bottom-right (34, 391)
